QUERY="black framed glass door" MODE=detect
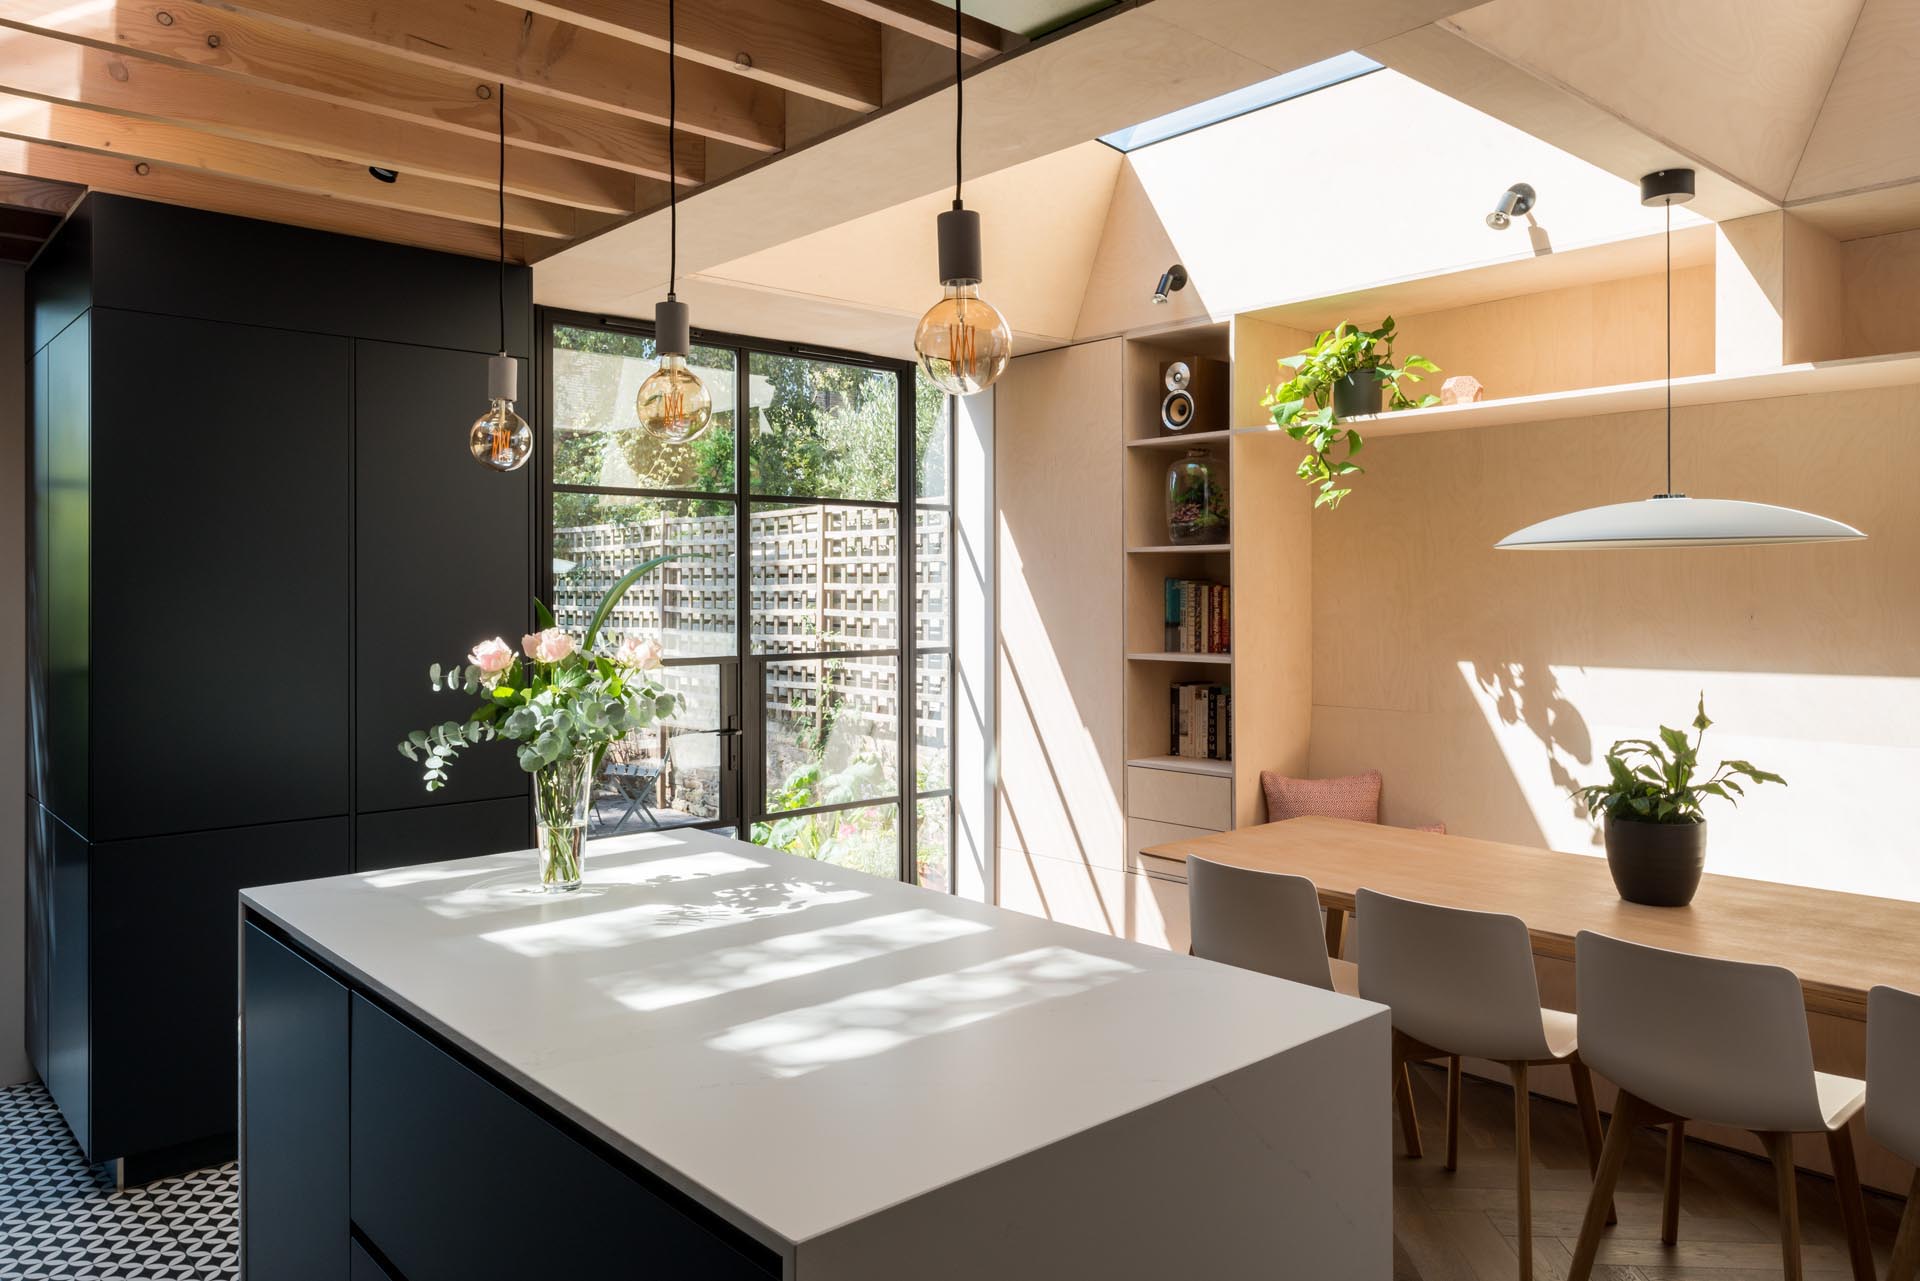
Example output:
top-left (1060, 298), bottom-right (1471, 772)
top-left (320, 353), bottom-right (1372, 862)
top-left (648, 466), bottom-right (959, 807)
top-left (538, 311), bottom-right (952, 887)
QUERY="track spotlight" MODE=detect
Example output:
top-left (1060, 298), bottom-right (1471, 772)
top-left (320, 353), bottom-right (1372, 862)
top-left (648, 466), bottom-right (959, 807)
top-left (1152, 263), bottom-right (1188, 304)
top-left (1486, 182), bottom-right (1536, 230)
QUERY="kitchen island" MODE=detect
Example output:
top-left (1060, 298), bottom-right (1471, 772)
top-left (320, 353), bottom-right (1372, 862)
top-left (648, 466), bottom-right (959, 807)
top-left (239, 828), bottom-right (1389, 1280)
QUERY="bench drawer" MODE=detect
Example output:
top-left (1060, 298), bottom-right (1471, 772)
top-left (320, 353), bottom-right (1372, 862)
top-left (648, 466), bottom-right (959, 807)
top-left (1126, 766), bottom-right (1232, 832)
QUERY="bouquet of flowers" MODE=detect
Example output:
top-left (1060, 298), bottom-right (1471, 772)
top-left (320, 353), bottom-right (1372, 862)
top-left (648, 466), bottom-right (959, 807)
top-left (399, 557), bottom-right (678, 890)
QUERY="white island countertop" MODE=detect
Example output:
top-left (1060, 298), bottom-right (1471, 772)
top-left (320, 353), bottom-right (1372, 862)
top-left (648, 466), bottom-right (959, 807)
top-left (243, 828), bottom-right (1390, 1276)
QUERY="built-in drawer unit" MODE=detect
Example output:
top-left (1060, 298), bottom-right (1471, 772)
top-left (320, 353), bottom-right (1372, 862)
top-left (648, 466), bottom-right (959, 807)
top-left (1125, 817), bottom-right (1210, 882)
top-left (1126, 765), bottom-right (1233, 833)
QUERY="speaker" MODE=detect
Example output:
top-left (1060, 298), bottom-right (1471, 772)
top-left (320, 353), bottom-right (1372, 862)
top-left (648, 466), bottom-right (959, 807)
top-left (1158, 356), bottom-right (1229, 435)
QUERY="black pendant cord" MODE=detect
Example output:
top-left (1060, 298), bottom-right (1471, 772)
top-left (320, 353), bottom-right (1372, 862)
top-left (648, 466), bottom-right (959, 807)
top-left (1664, 197), bottom-right (1672, 496)
top-left (667, 0), bottom-right (678, 302)
top-left (952, 0), bottom-right (962, 211)
top-left (497, 82), bottom-right (506, 357)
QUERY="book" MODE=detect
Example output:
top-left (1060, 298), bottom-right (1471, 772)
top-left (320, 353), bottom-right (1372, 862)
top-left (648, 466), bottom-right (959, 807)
top-left (1161, 578), bottom-right (1232, 655)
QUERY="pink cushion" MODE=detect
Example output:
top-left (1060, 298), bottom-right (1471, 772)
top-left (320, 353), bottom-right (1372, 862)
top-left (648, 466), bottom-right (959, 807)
top-left (1260, 769), bottom-right (1382, 825)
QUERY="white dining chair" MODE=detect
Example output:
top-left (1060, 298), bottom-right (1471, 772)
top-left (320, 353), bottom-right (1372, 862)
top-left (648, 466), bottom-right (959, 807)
top-left (1355, 888), bottom-right (1610, 1281)
top-left (1188, 855), bottom-right (1356, 995)
top-left (1567, 932), bottom-right (1874, 1281)
top-left (1870, 984), bottom-right (1920, 1281)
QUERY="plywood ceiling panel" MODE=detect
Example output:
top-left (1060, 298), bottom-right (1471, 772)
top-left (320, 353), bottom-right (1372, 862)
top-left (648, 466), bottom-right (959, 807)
top-left (1789, 0), bottom-right (1920, 200)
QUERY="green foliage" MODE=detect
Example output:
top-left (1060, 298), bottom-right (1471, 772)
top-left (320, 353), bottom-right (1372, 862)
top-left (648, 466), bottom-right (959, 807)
top-left (1573, 695), bottom-right (1786, 826)
top-left (1261, 318), bottom-right (1439, 510)
top-left (397, 562), bottom-right (679, 791)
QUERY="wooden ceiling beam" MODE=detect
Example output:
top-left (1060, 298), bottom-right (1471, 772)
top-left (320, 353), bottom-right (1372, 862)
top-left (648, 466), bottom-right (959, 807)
top-left (0, 203), bottom-right (61, 236)
top-left (0, 23), bottom-right (642, 211)
top-left (815, 0), bottom-right (1005, 59)
top-left (0, 0), bottom-right (700, 184)
top-left (205, 0), bottom-right (787, 152)
top-left (0, 136), bottom-right (552, 259)
top-left (514, 0), bottom-right (881, 112)
top-left (0, 92), bottom-right (612, 236)
top-left (0, 168), bottom-right (80, 213)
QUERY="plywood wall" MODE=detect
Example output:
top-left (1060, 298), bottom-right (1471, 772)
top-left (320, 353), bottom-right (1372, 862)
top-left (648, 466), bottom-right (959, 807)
top-left (994, 339), bottom-right (1126, 891)
top-left (1843, 226), bottom-right (1920, 357)
top-left (1305, 384), bottom-right (1920, 900)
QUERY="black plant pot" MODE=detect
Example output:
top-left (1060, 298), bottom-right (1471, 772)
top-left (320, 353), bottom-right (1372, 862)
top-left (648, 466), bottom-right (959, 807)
top-left (1331, 371), bottom-right (1383, 418)
top-left (1603, 814), bottom-right (1708, 907)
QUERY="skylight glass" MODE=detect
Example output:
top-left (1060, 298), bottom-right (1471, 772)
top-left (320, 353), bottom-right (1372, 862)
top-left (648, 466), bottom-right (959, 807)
top-left (1098, 51), bottom-right (1382, 152)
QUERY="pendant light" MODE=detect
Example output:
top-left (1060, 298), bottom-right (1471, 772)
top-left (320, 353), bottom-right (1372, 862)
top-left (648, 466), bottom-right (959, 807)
top-left (1497, 169), bottom-right (1862, 549)
top-left (635, 0), bottom-right (713, 445)
top-left (912, 0), bottom-right (1011, 395)
top-left (469, 82), bottom-right (534, 472)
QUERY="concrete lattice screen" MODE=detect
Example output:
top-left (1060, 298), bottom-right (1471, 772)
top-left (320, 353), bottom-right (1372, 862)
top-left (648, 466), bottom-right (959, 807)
top-left (552, 504), bottom-right (951, 826)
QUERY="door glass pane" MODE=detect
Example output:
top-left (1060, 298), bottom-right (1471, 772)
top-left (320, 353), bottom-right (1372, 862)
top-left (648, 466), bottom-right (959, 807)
top-left (754, 802), bottom-right (900, 880)
top-left (551, 325), bottom-right (737, 492)
top-left (914, 508), bottom-right (950, 648)
top-left (551, 494), bottom-right (737, 659)
top-left (747, 353), bottom-right (898, 501)
top-left (915, 796), bottom-right (950, 891)
top-left (592, 664), bottom-right (727, 832)
top-left (915, 651), bottom-right (949, 794)
top-left (763, 656), bottom-right (900, 813)
top-left (915, 372), bottom-right (950, 503)
top-left (749, 502), bottom-right (898, 654)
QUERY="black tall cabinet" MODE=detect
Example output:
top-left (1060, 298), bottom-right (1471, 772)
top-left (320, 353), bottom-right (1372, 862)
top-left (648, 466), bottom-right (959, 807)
top-left (25, 194), bottom-right (536, 1177)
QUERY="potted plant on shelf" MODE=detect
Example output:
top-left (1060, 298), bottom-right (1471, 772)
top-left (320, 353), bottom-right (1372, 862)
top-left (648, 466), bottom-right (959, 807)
top-left (1261, 317), bottom-right (1439, 509)
top-left (399, 557), bottom-right (680, 893)
top-left (1572, 695), bottom-right (1785, 907)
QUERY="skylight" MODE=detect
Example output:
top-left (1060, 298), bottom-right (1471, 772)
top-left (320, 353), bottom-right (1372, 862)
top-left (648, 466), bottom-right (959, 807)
top-left (1098, 51), bottom-right (1382, 152)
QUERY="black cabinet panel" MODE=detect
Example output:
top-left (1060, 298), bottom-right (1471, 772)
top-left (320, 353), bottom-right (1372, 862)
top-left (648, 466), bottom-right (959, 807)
top-left (45, 813), bottom-right (89, 1155)
top-left (354, 797), bottom-right (529, 874)
top-left (243, 924), bottom-right (349, 1281)
top-left (89, 819), bottom-right (348, 1161)
top-left (351, 1240), bottom-right (400, 1281)
top-left (25, 806), bottom-right (51, 1085)
top-left (46, 316), bottom-right (88, 834)
top-left (351, 997), bottom-right (778, 1281)
top-left (89, 309), bottom-right (352, 841)
top-left (28, 343), bottom-right (47, 804)
top-left (88, 196), bottom-right (530, 357)
top-left (354, 340), bottom-right (531, 814)
top-left (28, 200), bottom-right (90, 352)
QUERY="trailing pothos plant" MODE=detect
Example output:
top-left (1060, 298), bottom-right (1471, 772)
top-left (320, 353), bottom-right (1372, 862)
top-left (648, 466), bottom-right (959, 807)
top-left (398, 556), bottom-right (680, 790)
top-left (1260, 318), bottom-right (1439, 509)
top-left (1572, 695), bottom-right (1785, 826)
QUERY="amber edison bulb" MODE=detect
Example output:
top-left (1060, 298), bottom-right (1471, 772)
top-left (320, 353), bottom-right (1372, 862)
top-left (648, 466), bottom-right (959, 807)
top-left (636, 354), bottom-right (714, 444)
top-left (914, 283), bottom-right (1011, 395)
top-left (469, 398), bottom-right (533, 471)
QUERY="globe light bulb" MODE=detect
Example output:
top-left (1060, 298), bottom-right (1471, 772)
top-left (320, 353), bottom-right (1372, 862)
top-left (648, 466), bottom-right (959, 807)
top-left (915, 282), bottom-right (1012, 395)
top-left (636, 353), bottom-right (713, 444)
top-left (470, 352), bottom-right (533, 472)
top-left (469, 398), bottom-right (533, 471)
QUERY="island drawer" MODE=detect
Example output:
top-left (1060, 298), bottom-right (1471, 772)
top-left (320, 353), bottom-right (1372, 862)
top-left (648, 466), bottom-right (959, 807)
top-left (1126, 766), bottom-right (1232, 832)
top-left (350, 996), bottom-right (780, 1281)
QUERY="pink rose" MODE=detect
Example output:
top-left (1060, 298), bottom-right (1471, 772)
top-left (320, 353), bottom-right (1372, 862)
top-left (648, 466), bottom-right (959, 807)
top-left (468, 637), bottom-right (514, 675)
top-left (520, 628), bottom-right (575, 663)
top-left (615, 635), bottom-right (665, 670)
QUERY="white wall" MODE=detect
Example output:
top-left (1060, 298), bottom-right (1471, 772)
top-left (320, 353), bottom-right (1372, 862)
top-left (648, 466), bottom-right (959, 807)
top-left (1, 264), bottom-right (25, 1084)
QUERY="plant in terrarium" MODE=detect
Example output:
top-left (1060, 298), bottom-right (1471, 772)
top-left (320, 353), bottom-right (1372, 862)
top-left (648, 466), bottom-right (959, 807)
top-left (1166, 449), bottom-right (1229, 545)
top-left (398, 557), bottom-right (680, 891)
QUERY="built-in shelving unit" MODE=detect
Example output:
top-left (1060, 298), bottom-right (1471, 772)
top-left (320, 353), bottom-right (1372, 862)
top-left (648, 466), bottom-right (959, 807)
top-left (1127, 544), bottom-right (1232, 555)
top-left (1124, 755), bottom-right (1234, 778)
top-left (1127, 651), bottom-right (1232, 664)
top-left (1125, 428), bottom-right (1233, 450)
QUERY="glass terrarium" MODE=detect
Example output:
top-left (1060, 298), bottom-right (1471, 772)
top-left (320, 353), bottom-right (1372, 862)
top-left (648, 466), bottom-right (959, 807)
top-left (1166, 450), bottom-right (1228, 545)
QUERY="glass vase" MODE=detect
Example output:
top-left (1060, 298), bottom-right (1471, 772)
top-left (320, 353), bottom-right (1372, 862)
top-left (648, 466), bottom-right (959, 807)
top-left (1166, 449), bottom-right (1228, 545)
top-left (534, 748), bottom-right (596, 891)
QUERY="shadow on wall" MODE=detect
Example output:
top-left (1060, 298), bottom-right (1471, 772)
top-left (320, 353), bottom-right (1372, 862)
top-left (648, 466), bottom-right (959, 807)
top-left (1468, 659), bottom-right (1596, 845)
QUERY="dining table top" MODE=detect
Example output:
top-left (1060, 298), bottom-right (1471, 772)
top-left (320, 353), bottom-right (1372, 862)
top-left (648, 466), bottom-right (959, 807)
top-left (1142, 815), bottom-right (1920, 1020)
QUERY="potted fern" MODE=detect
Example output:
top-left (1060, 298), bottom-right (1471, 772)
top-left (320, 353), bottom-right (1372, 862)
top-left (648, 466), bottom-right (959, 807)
top-left (1572, 696), bottom-right (1785, 907)
top-left (1260, 318), bottom-right (1438, 509)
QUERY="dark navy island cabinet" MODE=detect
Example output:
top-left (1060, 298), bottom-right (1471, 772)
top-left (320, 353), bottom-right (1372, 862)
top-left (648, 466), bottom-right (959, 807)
top-left (25, 195), bottom-right (537, 1180)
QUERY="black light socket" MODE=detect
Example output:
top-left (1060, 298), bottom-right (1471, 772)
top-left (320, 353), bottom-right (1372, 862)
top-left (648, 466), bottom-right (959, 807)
top-left (655, 297), bottom-right (692, 357)
top-left (936, 205), bottom-right (983, 287)
top-left (368, 167), bottom-right (399, 184)
top-left (1640, 168), bottom-right (1696, 207)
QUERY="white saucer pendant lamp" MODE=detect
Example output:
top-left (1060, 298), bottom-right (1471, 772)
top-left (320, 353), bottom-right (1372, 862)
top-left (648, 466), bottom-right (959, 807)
top-left (1496, 168), bottom-right (1863, 550)
top-left (913, 0), bottom-right (1011, 395)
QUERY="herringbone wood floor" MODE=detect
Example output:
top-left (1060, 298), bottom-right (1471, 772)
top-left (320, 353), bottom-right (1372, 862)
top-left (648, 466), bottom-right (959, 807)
top-left (1393, 1064), bottom-right (1909, 1280)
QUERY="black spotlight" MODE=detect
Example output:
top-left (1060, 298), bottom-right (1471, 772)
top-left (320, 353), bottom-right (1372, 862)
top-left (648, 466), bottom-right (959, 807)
top-left (1151, 263), bottom-right (1188, 304)
top-left (368, 167), bottom-right (400, 184)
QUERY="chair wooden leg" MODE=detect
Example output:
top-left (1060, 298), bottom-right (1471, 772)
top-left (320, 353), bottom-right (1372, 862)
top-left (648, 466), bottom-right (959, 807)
top-left (1826, 1126), bottom-right (1877, 1281)
top-left (1890, 1167), bottom-right (1920, 1281)
top-left (1324, 906), bottom-right (1347, 960)
top-left (1661, 1120), bottom-right (1686, 1246)
top-left (1444, 1055), bottom-right (1462, 1172)
top-left (1567, 1090), bottom-right (1647, 1281)
top-left (1394, 1059), bottom-right (1423, 1159)
top-left (1511, 1062), bottom-right (1533, 1281)
top-left (1761, 1132), bottom-right (1805, 1281)
top-left (1568, 1058), bottom-right (1616, 1226)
